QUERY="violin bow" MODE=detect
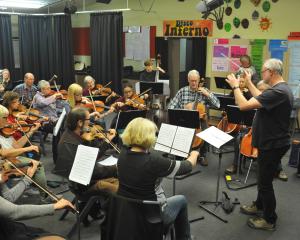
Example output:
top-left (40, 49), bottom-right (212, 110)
top-left (15, 119), bottom-right (33, 146)
top-left (88, 89), bottom-right (98, 113)
top-left (5, 159), bottom-right (79, 214)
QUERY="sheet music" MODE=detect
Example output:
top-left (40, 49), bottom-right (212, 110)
top-left (53, 108), bottom-right (66, 136)
top-left (154, 123), bottom-right (177, 153)
top-left (69, 145), bottom-right (99, 186)
top-left (196, 126), bottom-right (233, 149)
top-left (98, 155), bottom-right (118, 166)
top-left (171, 127), bottom-right (195, 158)
top-left (155, 123), bottom-right (194, 158)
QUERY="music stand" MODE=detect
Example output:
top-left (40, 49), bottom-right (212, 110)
top-left (198, 126), bottom-right (234, 223)
top-left (218, 96), bottom-right (235, 110)
top-left (115, 110), bottom-right (147, 130)
top-left (168, 109), bottom-right (200, 129)
top-left (225, 105), bottom-right (257, 190)
top-left (215, 96), bottom-right (236, 154)
top-left (168, 109), bottom-right (204, 223)
top-left (140, 81), bottom-right (164, 95)
top-left (215, 77), bottom-right (232, 95)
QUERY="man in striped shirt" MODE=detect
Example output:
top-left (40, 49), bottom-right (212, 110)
top-left (168, 70), bottom-right (220, 166)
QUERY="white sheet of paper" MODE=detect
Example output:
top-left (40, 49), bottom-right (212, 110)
top-left (98, 155), bottom-right (118, 166)
top-left (170, 126), bottom-right (195, 158)
top-left (154, 123), bottom-right (177, 153)
top-left (196, 126), bottom-right (233, 149)
top-left (53, 108), bottom-right (66, 136)
top-left (69, 145), bottom-right (99, 186)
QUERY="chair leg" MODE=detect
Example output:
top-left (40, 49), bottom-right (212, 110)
top-left (244, 159), bottom-right (253, 184)
top-left (67, 196), bottom-right (102, 238)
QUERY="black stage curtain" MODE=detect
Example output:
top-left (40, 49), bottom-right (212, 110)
top-left (52, 15), bottom-right (75, 88)
top-left (90, 12), bottom-right (123, 94)
top-left (0, 14), bottom-right (14, 75)
top-left (19, 15), bottom-right (53, 83)
top-left (18, 15), bottom-right (74, 88)
top-left (187, 38), bottom-right (207, 78)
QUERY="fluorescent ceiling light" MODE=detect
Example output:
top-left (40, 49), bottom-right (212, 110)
top-left (0, 0), bottom-right (46, 9)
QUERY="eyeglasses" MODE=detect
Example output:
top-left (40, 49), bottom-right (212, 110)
top-left (261, 69), bottom-right (270, 74)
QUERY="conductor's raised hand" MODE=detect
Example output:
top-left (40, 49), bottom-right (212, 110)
top-left (244, 69), bottom-right (252, 86)
top-left (226, 73), bottom-right (240, 89)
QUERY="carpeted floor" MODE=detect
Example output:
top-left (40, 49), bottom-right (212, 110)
top-left (19, 133), bottom-right (300, 240)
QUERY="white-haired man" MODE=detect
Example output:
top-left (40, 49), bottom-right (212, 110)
top-left (226, 59), bottom-right (293, 231)
top-left (168, 70), bottom-right (220, 166)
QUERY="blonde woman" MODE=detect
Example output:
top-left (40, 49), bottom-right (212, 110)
top-left (118, 117), bottom-right (198, 240)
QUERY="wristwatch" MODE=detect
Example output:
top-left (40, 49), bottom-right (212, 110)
top-left (232, 86), bottom-right (239, 90)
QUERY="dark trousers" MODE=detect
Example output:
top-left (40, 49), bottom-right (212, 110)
top-left (298, 158), bottom-right (300, 174)
top-left (41, 122), bottom-right (61, 164)
top-left (255, 145), bottom-right (290, 224)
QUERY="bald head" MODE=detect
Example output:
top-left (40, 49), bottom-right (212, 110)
top-left (24, 73), bottom-right (35, 87)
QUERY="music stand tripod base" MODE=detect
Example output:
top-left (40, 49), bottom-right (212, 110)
top-left (198, 151), bottom-right (228, 223)
top-left (224, 105), bottom-right (257, 191)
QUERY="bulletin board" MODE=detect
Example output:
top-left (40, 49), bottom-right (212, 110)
top-left (211, 38), bottom-right (289, 93)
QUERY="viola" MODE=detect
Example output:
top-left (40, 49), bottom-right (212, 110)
top-left (217, 111), bottom-right (241, 135)
top-left (240, 128), bottom-right (258, 158)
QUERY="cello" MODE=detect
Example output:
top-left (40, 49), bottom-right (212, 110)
top-left (217, 111), bottom-right (241, 135)
top-left (184, 92), bottom-right (206, 149)
top-left (240, 128), bottom-right (258, 158)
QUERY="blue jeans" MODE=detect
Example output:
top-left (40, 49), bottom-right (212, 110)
top-left (162, 195), bottom-right (191, 240)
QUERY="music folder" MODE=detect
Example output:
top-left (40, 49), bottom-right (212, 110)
top-left (154, 123), bottom-right (195, 158)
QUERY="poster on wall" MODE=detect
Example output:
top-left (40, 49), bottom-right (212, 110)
top-left (230, 45), bottom-right (248, 58)
top-left (212, 57), bottom-right (229, 72)
top-left (269, 40), bottom-right (288, 61)
top-left (212, 40), bottom-right (249, 73)
top-left (288, 41), bottom-right (300, 85)
top-left (125, 26), bottom-right (150, 60)
top-left (212, 44), bottom-right (230, 72)
top-left (230, 58), bottom-right (242, 72)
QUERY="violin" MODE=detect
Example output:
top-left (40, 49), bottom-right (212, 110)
top-left (0, 120), bottom-right (34, 137)
top-left (0, 158), bottom-right (34, 182)
top-left (94, 83), bottom-right (112, 96)
top-left (125, 94), bottom-right (147, 110)
top-left (82, 124), bottom-right (108, 142)
top-left (1, 169), bottom-right (24, 182)
top-left (82, 123), bottom-right (121, 153)
top-left (80, 100), bottom-right (111, 113)
top-left (48, 89), bottom-right (68, 100)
